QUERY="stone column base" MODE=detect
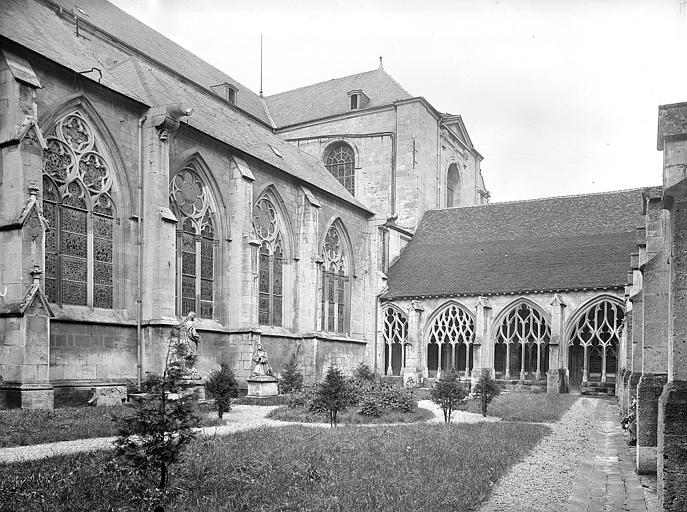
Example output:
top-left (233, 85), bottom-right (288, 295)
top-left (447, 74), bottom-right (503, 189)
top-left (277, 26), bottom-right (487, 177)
top-left (547, 369), bottom-right (567, 394)
top-left (247, 376), bottom-right (279, 397)
top-left (658, 380), bottom-right (687, 512)
top-left (624, 372), bottom-right (641, 409)
top-left (636, 373), bottom-right (668, 474)
top-left (620, 370), bottom-right (633, 416)
top-left (0, 383), bottom-right (54, 409)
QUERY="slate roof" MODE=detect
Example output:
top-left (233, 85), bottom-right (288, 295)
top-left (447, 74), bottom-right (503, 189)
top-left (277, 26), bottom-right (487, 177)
top-left (265, 68), bottom-right (412, 128)
top-left (0, 0), bottom-right (370, 212)
top-left (384, 188), bottom-right (659, 299)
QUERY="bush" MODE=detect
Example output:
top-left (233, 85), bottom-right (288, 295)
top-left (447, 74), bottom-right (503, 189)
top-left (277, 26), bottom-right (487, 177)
top-left (352, 363), bottom-right (376, 382)
top-left (472, 373), bottom-right (501, 417)
top-left (358, 397), bottom-right (383, 417)
top-left (312, 365), bottom-right (350, 427)
top-left (287, 386), bottom-right (319, 410)
top-left (430, 370), bottom-right (469, 424)
top-left (205, 363), bottom-right (240, 419)
top-left (280, 353), bottom-right (304, 395)
top-left (621, 397), bottom-right (637, 446)
top-left (114, 367), bottom-right (200, 490)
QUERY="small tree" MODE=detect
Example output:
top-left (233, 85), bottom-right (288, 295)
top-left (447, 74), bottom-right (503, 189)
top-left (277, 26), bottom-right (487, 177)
top-left (472, 373), bottom-right (501, 417)
top-left (352, 362), bottom-right (376, 383)
top-left (312, 364), bottom-right (350, 427)
top-left (205, 363), bottom-right (240, 419)
top-left (114, 366), bottom-right (200, 489)
top-left (280, 353), bottom-right (304, 395)
top-left (430, 370), bottom-right (469, 424)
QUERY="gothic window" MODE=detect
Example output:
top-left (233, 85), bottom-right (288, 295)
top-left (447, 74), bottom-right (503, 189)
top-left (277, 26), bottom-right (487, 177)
top-left (446, 164), bottom-right (461, 208)
top-left (568, 299), bottom-right (624, 385)
top-left (170, 166), bottom-right (216, 319)
top-left (324, 142), bottom-right (355, 196)
top-left (426, 303), bottom-right (474, 378)
top-left (321, 223), bottom-right (350, 334)
top-left (383, 306), bottom-right (408, 376)
top-left (494, 302), bottom-right (550, 380)
top-left (253, 195), bottom-right (284, 326)
top-left (42, 111), bottom-right (115, 308)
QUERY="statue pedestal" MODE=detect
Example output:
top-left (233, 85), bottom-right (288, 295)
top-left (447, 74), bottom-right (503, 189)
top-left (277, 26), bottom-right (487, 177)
top-left (179, 379), bottom-right (206, 402)
top-left (247, 375), bottom-right (279, 397)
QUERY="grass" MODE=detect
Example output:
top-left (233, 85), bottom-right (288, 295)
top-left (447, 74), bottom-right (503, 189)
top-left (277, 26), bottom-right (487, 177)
top-left (267, 405), bottom-right (435, 424)
top-left (0, 403), bottom-right (225, 447)
top-left (0, 422), bottom-right (551, 512)
top-left (464, 392), bottom-right (579, 422)
top-left (232, 395), bottom-right (289, 406)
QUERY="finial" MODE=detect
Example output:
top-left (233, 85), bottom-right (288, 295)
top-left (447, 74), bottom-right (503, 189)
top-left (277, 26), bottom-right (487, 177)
top-left (28, 181), bottom-right (39, 197)
top-left (29, 264), bottom-right (43, 285)
top-left (379, 56), bottom-right (383, 70)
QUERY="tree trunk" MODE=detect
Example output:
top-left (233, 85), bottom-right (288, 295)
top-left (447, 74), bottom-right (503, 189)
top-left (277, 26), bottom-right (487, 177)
top-left (159, 462), bottom-right (167, 489)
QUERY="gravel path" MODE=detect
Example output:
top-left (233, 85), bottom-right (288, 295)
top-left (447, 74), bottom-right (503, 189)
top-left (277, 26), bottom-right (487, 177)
top-left (478, 396), bottom-right (597, 512)
top-left (0, 401), bottom-right (497, 464)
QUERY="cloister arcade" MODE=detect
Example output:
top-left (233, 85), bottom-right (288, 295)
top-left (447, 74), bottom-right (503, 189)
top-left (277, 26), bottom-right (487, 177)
top-left (381, 294), bottom-right (625, 392)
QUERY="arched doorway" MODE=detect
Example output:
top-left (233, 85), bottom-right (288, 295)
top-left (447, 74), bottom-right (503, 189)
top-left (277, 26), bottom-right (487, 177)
top-left (567, 298), bottom-right (624, 392)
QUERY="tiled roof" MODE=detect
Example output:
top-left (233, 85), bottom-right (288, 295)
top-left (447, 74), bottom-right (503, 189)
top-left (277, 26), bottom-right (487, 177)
top-left (265, 68), bottom-right (412, 128)
top-left (384, 188), bottom-right (659, 299)
top-left (1, 0), bottom-right (371, 212)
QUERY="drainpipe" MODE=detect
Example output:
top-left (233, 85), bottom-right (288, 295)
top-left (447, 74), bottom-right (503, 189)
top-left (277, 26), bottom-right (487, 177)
top-left (436, 116), bottom-right (444, 208)
top-left (374, 286), bottom-right (388, 376)
top-left (136, 115), bottom-right (146, 389)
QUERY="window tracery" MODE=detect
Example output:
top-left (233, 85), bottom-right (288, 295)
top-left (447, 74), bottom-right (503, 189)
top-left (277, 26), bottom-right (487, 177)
top-left (568, 299), bottom-right (624, 383)
top-left (383, 306), bottom-right (408, 376)
top-left (253, 196), bottom-right (284, 326)
top-left (324, 142), bottom-right (355, 196)
top-left (321, 224), bottom-right (350, 334)
top-left (170, 166), bottom-right (216, 318)
top-left (494, 303), bottom-right (550, 380)
top-left (426, 303), bottom-right (474, 377)
top-left (42, 111), bottom-right (114, 308)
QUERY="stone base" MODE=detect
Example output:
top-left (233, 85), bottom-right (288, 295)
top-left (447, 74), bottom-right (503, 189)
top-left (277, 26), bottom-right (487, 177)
top-left (546, 369), bottom-right (567, 394)
top-left (0, 383), bottom-right (54, 410)
top-left (658, 380), bottom-right (687, 512)
top-left (401, 367), bottom-right (420, 387)
top-left (636, 373), bottom-right (668, 474)
top-left (179, 380), bottom-right (206, 402)
top-left (247, 376), bottom-right (279, 397)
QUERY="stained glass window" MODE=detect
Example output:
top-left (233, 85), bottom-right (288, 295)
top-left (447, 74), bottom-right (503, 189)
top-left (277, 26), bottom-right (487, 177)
top-left (321, 223), bottom-right (350, 334)
top-left (253, 196), bottom-right (284, 326)
top-left (170, 166), bottom-right (216, 318)
top-left (324, 142), bottom-right (355, 196)
top-left (42, 111), bottom-right (115, 308)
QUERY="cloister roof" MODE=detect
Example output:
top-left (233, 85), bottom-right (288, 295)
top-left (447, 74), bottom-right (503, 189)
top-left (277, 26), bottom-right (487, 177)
top-left (384, 187), bottom-right (659, 300)
top-left (1, 0), bottom-right (371, 213)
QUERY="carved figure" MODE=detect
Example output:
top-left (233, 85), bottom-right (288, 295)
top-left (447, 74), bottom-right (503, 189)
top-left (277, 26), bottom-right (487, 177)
top-left (167, 312), bottom-right (201, 379)
top-left (251, 344), bottom-right (273, 377)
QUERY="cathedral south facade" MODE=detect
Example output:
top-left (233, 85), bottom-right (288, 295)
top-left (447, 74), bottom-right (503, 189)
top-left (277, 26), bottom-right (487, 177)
top-left (0, 0), bottom-right (488, 408)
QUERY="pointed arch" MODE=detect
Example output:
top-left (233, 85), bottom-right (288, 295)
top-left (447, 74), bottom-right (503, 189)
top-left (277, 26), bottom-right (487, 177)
top-left (424, 300), bottom-right (475, 378)
top-left (319, 217), bottom-right (353, 334)
top-left (170, 154), bottom-right (222, 319)
top-left (41, 101), bottom-right (122, 308)
top-left (492, 297), bottom-right (551, 380)
top-left (382, 303), bottom-right (409, 376)
top-left (252, 184), bottom-right (294, 327)
top-left (565, 294), bottom-right (625, 387)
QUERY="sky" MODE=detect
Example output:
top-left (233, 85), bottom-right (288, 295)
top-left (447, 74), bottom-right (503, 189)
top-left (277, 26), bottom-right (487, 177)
top-left (109, 0), bottom-right (687, 203)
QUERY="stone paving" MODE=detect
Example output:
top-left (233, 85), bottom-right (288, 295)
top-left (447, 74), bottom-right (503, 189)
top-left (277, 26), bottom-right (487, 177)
top-left (566, 399), bottom-right (655, 512)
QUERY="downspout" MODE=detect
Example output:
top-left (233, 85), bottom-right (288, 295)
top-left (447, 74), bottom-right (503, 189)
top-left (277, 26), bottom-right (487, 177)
top-left (136, 115), bottom-right (146, 389)
top-left (436, 116), bottom-right (443, 208)
top-left (374, 287), bottom-right (388, 375)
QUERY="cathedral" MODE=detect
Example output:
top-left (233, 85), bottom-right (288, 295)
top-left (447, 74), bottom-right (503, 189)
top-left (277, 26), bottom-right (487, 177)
top-left (2, 1), bottom-right (687, 509)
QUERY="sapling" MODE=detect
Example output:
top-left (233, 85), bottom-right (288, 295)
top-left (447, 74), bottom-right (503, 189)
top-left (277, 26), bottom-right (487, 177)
top-left (430, 370), bottom-right (469, 424)
top-left (472, 373), bottom-right (501, 417)
top-left (205, 363), bottom-right (240, 419)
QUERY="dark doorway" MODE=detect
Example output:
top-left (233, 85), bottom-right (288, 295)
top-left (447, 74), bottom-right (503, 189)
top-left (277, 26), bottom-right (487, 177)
top-left (569, 344), bottom-right (584, 393)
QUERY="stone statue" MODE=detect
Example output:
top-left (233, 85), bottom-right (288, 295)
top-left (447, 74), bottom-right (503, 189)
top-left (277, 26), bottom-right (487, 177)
top-left (167, 312), bottom-right (201, 379)
top-left (251, 344), bottom-right (273, 377)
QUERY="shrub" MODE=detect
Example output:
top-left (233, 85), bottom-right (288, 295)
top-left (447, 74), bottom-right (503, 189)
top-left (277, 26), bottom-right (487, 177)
top-left (205, 363), bottom-right (240, 419)
top-left (472, 373), bottom-right (501, 417)
top-left (114, 367), bottom-right (200, 489)
top-left (312, 365), bottom-right (350, 427)
top-left (352, 363), bottom-right (376, 382)
top-left (358, 397), bottom-right (383, 417)
top-left (621, 397), bottom-right (637, 446)
top-left (430, 370), bottom-right (469, 424)
top-left (378, 383), bottom-right (416, 413)
top-left (280, 353), bottom-right (304, 395)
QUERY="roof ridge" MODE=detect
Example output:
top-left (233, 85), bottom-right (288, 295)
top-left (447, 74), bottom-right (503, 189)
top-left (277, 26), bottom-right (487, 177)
top-left (425, 185), bottom-right (661, 213)
top-left (265, 68), bottom-right (383, 98)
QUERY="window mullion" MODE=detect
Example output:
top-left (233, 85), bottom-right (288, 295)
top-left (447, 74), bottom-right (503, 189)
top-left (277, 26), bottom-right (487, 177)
top-left (87, 210), bottom-right (94, 306)
top-left (195, 236), bottom-right (202, 316)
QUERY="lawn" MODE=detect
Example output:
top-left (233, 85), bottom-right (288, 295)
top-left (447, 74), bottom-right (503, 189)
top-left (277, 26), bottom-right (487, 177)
top-left (0, 422), bottom-right (551, 512)
top-left (464, 392), bottom-right (578, 422)
top-left (268, 405), bottom-right (435, 424)
top-left (0, 403), bottom-right (223, 447)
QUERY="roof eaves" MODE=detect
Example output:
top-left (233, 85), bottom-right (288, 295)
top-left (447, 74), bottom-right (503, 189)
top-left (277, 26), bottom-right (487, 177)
top-left (273, 103), bottom-right (396, 132)
top-left (382, 285), bottom-right (626, 302)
